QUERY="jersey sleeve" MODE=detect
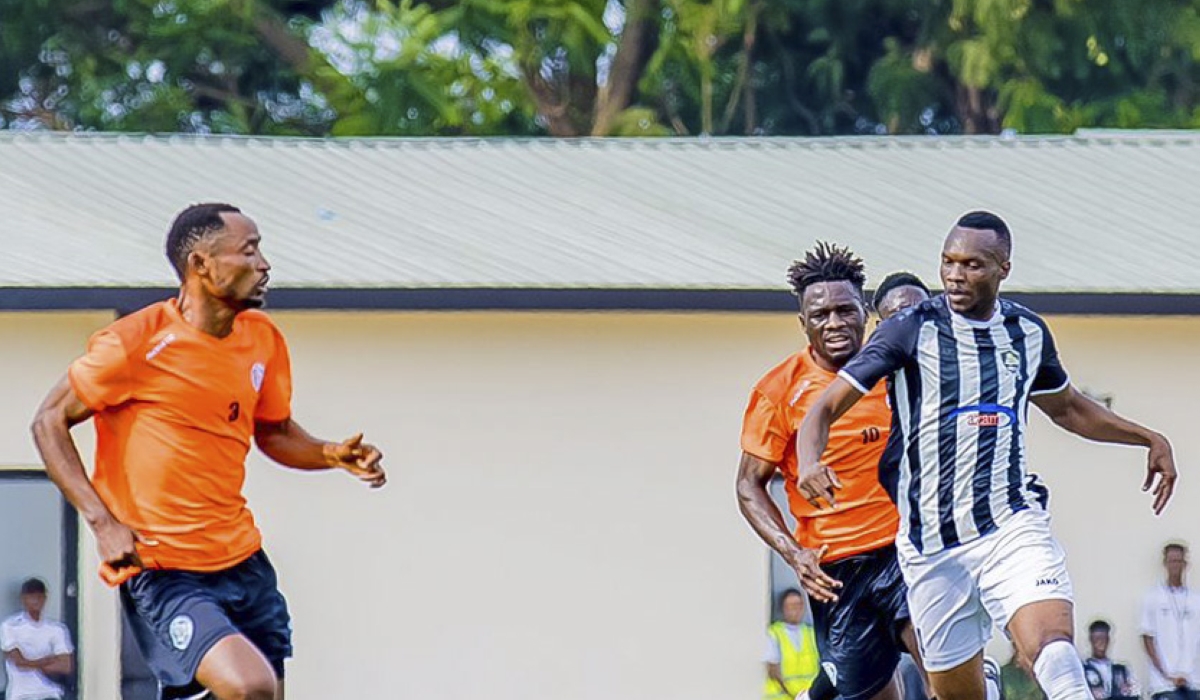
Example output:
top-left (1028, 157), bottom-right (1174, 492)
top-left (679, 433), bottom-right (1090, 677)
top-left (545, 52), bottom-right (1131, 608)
top-left (0, 619), bottom-right (14, 652)
top-left (741, 389), bottom-right (792, 463)
top-left (255, 325), bottom-right (293, 422)
top-left (763, 631), bottom-right (782, 664)
top-left (839, 311), bottom-right (918, 394)
top-left (1140, 591), bottom-right (1158, 637)
top-left (52, 623), bottom-right (73, 654)
top-left (68, 329), bottom-right (135, 411)
top-left (1030, 319), bottom-right (1070, 396)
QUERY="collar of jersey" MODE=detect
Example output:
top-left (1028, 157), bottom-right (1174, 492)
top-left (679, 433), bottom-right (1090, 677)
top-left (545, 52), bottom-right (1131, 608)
top-left (948, 301), bottom-right (1002, 329)
top-left (165, 297), bottom-right (243, 343)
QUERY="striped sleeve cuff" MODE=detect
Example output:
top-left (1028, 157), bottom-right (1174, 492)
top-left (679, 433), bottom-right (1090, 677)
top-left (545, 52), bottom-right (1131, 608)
top-left (1029, 376), bottom-right (1071, 397)
top-left (837, 369), bottom-right (871, 395)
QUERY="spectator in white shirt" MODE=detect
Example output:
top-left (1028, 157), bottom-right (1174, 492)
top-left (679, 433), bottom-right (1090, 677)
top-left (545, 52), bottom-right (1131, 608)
top-left (0, 578), bottom-right (73, 700)
top-left (1083, 619), bottom-right (1138, 699)
top-left (1142, 543), bottom-right (1200, 700)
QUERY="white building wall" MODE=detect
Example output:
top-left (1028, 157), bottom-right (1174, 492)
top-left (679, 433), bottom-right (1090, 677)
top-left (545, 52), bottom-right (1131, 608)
top-left (0, 310), bottom-right (1195, 699)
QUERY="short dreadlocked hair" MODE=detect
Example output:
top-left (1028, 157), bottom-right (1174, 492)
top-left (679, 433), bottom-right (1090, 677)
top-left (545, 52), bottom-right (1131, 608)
top-left (165, 203), bottom-right (241, 280)
top-left (787, 241), bottom-right (867, 302)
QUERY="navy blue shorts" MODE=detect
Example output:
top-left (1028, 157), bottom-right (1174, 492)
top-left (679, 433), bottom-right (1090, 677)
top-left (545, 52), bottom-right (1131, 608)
top-left (810, 545), bottom-right (910, 700)
top-left (120, 549), bottom-right (292, 698)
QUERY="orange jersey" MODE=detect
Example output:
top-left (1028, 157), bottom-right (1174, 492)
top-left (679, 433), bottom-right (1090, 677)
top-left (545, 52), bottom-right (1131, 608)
top-left (741, 348), bottom-right (898, 562)
top-left (69, 299), bottom-right (292, 572)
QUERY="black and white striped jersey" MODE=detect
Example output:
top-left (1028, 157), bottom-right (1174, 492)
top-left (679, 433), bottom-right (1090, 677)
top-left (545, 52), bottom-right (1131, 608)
top-left (840, 295), bottom-right (1070, 555)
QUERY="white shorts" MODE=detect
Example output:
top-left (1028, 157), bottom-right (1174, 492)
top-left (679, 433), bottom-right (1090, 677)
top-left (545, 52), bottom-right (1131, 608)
top-left (897, 507), bottom-right (1074, 672)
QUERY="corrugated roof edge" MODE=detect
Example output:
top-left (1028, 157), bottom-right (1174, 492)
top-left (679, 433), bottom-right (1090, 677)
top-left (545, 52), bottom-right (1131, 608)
top-left (4, 130), bottom-right (1200, 151)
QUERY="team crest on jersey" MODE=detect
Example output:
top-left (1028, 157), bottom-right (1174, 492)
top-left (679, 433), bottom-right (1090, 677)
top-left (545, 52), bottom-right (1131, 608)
top-left (250, 362), bottom-right (266, 393)
top-left (1000, 349), bottom-right (1021, 375)
top-left (169, 615), bottom-right (194, 650)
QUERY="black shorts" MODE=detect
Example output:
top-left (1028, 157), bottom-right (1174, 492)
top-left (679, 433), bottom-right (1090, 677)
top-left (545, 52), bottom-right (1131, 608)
top-left (120, 549), bottom-right (292, 698)
top-left (810, 545), bottom-right (910, 700)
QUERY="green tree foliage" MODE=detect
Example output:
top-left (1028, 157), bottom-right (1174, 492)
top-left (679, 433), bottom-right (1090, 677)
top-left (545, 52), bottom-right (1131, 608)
top-left (3, 0), bottom-right (1200, 136)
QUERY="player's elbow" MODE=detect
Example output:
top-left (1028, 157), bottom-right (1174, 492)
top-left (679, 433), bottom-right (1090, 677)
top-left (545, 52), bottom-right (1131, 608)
top-left (30, 402), bottom-right (67, 452)
top-left (735, 474), bottom-right (757, 508)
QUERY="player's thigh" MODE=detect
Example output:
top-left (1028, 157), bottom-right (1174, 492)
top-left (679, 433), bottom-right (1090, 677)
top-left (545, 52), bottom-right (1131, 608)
top-left (814, 549), bottom-right (907, 700)
top-left (927, 651), bottom-right (986, 700)
top-left (195, 634), bottom-right (277, 700)
top-left (898, 540), bottom-right (991, 675)
top-left (219, 551), bottom-right (293, 680)
top-left (121, 573), bottom-right (239, 692)
top-left (898, 622), bottom-right (930, 695)
top-left (812, 598), bottom-right (904, 700)
top-left (976, 509), bottom-right (1074, 658)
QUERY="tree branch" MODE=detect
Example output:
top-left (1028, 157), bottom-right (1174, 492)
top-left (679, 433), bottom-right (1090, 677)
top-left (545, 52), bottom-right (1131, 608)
top-left (523, 67), bottom-right (581, 136)
top-left (720, 1), bottom-right (759, 134)
top-left (591, 0), bottom-right (660, 136)
top-left (232, 0), bottom-right (361, 103)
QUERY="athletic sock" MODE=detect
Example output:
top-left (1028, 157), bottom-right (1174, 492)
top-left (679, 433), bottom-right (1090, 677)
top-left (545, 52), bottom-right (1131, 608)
top-left (1032, 640), bottom-right (1091, 700)
top-left (983, 655), bottom-right (1002, 700)
top-left (985, 676), bottom-right (1000, 700)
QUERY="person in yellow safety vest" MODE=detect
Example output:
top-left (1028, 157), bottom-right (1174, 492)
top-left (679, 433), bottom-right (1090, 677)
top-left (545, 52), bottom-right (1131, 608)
top-left (764, 588), bottom-right (821, 700)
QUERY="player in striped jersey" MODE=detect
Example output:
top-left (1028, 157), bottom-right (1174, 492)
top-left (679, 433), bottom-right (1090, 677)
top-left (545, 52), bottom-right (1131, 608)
top-left (796, 212), bottom-right (1178, 700)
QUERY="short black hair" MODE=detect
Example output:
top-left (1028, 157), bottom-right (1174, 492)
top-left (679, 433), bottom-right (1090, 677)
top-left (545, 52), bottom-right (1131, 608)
top-left (872, 271), bottom-right (930, 311)
top-left (1165, 542), bottom-right (1189, 557)
top-left (20, 578), bottom-right (46, 595)
top-left (779, 588), bottom-right (804, 605)
top-left (787, 241), bottom-right (866, 302)
top-left (956, 210), bottom-right (1012, 258)
top-left (165, 203), bottom-right (242, 280)
top-left (1088, 619), bottom-right (1111, 635)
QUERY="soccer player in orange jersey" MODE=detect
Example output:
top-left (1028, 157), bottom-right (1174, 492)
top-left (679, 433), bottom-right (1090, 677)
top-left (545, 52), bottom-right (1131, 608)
top-left (737, 244), bottom-right (930, 700)
top-left (32, 203), bottom-right (386, 700)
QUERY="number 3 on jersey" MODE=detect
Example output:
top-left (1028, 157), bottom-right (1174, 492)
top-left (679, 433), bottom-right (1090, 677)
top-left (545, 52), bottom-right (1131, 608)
top-left (228, 401), bottom-right (240, 422)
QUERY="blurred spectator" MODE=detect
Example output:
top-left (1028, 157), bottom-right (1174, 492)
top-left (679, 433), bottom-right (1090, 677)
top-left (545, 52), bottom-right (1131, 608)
top-left (1001, 642), bottom-right (1047, 700)
top-left (1, 578), bottom-right (74, 700)
top-left (1083, 619), bottom-right (1138, 699)
top-left (1142, 543), bottom-right (1200, 700)
top-left (764, 588), bottom-right (820, 700)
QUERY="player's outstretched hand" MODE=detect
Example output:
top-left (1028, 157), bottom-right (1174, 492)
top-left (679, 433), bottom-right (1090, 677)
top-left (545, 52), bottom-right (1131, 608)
top-left (788, 545), bottom-right (842, 604)
top-left (1142, 434), bottom-right (1177, 515)
top-left (325, 433), bottom-right (387, 489)
top-left (797, 461), bottom-right (843, 509)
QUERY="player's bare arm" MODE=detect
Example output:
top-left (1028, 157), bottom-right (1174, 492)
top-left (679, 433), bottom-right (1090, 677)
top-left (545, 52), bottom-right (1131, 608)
top-left (795, 377), bottom-right (865, 509)
top-left (736, 452), bottom-right (841, 602)
top-left (1032, 386), bottom-right (1176, 513)
top-left (31, 374), bottom-right (148, 572)
top-left (254, 419), bottom-right (386, 488)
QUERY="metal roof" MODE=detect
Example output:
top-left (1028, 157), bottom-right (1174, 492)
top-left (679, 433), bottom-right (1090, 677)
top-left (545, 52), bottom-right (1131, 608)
top-left (2, 131), bottom-right (1199, 293)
